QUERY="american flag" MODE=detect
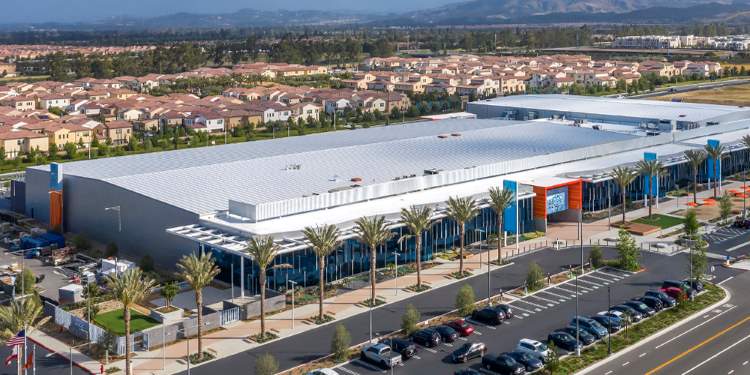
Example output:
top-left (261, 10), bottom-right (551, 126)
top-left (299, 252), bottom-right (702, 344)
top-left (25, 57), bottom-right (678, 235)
top-left (5, 330), bottom-right (24, 347)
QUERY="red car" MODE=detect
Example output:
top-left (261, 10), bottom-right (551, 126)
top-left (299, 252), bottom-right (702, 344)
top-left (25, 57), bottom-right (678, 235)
top-left (445, 319), bottom-right (475, 337)
top-left (660, 286), bottom-right (685, 301)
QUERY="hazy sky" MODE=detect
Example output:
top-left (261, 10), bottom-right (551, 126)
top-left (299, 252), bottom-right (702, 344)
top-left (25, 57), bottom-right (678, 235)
top-left (5, 0), bottom-right (459, 23)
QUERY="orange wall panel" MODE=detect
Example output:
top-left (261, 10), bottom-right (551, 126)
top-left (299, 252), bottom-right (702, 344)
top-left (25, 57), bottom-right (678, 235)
top-left (533, 186), bottom-right (547, 219)
top-left (568, 180), bottom-right (583, 210)
top-left (50, 190), bottom-right (63, 230)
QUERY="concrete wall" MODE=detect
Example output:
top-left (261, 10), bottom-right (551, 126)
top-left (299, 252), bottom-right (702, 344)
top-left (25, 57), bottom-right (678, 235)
top-left (26, 169), bottom-right (201, 269)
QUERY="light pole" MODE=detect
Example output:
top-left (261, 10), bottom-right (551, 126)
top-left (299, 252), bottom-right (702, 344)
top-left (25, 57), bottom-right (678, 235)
top-left (575, 216), bottom-right (582, 357)
top-left (607, 286), bottom-right (612, 356)
top-left (69, 343), bottom-right (87, 375)
top-left (104, 206), bottom-right (121, 233)
top-left (393, 252), bottom-right (400, 296)
top-left (474, 229), bottom-right (485, 268)
top-left (288, 280), bottom-right (297, 329)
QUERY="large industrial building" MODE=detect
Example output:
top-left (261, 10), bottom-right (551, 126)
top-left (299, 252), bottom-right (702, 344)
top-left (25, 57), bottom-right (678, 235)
top-left (17, 95), bottom-right (750, 294)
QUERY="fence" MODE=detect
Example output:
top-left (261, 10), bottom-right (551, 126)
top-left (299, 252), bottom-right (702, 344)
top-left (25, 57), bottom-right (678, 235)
top-left (48, 302), bottom-right (127, 355)
top-left (220, 306), bottom-right (240, 326)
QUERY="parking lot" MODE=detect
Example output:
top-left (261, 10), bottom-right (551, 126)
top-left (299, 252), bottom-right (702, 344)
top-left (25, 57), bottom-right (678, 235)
top-left (335, 267), bottom-right (636, 375)
top-left (703, 225), bottom-right (750, 257)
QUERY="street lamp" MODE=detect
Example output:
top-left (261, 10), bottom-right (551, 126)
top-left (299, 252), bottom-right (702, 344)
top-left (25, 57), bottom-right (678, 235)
top-left (288, 280), bottom-right (298, 329)
top-left (575, 215), bottom-right (582, 357)
top-left (607, 286), bottom-right (612, 356)
top-left (474, 229), bottom-right (485, 267)
top-left (393, 252), bottom-right (400, 296)
top-left (104, 206), bottom-right (121, 233)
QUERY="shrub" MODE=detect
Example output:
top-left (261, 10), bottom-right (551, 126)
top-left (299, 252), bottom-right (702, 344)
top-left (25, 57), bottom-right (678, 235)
top-left (526, 262), bottom-right (544, 292)
top-left (254, 353), bottom-right (278, 375)
top-left (331, 324), bottom-right (351, 363)
top-left (14, 268), bottom-right (35, 295)
top-left (589, 246), bottom-right (603, 268)
top-left (401, 304), bottom-right (420, 335)
top-left (455, 284), bottom-right (476, 316)
top-left (616, 229), bottom-right (640, 271)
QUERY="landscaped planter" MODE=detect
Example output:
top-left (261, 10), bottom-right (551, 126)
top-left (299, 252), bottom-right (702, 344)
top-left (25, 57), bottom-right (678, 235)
top-left (150, 306), bottom-right (184, 324)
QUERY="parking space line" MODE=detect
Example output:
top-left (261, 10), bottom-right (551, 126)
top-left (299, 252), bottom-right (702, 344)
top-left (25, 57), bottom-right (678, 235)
top-left (554, 285), bottom-right (582, 296)
top-left (350, 359), bottom-right (385, 373)
top-left (508, 304), bottom-right (536, 314)
top-left (585, 274), bottom-right (615, 283)
top-left (422, 347), bottom-right (438, 354)
top-left (514, 299), bottom-right (548, 310)
top-left (573, 283), bottom-right (593, 291)
top-left (578, 278), bottom-right (603, 288)
top-left (596, 270), bottom-right (626, 280)
top-left (527, 294), bottom-right (560, 305)
top-left (337, 366), bottom-right (360, 375)
top-left (538, 290), bottom-right (570, 301)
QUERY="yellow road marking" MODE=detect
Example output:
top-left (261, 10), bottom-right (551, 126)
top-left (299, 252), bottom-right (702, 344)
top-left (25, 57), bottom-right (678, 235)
top-left (645, 315), bottom-right (750, 375)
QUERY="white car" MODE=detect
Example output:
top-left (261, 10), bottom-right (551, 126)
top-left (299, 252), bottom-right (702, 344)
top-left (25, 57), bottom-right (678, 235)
top-left (598, 310), bottom-right (627, 322)
top-left (306, 369), bottom-right (338, 375)
top-left (515, 338), bottom-right (550, 362)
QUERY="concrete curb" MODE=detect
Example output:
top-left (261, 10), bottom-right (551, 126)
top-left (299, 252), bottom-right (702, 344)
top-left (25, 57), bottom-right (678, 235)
top-left (28, 337), bottom-right (97, 375)
top-left (574, 284), bottom-right (733, 375)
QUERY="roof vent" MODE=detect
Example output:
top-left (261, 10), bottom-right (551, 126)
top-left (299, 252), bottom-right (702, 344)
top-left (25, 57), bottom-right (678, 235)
top-left (678, 114), bottom-right (686, 118)
top-left (451, 133), bottom-right (462, 137)
top-left (350, 177), bottom-right (363, 183)
top-left (437, 134), bottom-right (449, 139)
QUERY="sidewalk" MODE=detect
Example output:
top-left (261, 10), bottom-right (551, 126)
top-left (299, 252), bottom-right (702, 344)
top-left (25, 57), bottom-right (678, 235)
top-left (28, 329), bottom-right (100, 374)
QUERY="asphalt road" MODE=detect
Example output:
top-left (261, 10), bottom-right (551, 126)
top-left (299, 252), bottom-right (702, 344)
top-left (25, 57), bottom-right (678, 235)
top-left (0, 341), bottom-right (91, 375)
top-left (175, 244), bottom-right (741, 375)
top-left (607, 78), bottom-right (750, 99)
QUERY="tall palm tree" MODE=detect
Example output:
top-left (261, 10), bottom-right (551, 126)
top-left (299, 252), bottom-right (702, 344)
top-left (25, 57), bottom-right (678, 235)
top-left (488, 187), bottom-right (514, 263)
top-left (399, 205), bottom-right (433, 289)
top-left (354, 216), bottom-right (393, 306)
top-left (302, 224), bottom-right (341, 321)
top-left (245, 236), bottom-right (282, 339)
top-left (705, 143), bottom-right (726, 198)
top-left (684, 149), bottom-right (707, 204)
top-left (106, 268), bottom-right (156, 375)
top-left (636, 159), bottom-right (664, 218)
top-left (0, 297), bottom-right (42, 375)
top-left (177, 251), bottom-right (220, 361)
top-left (610, 166), bottom-right (637, 224)
top-left (446, 196), bottom-right (479, 275)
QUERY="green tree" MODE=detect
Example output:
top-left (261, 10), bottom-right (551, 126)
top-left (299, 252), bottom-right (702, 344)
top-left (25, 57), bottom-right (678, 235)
top-left (245, 236), bottom-right (282, 339)
top-left (177, 252), bottom-right (220, 361)
top-left (160, 281), bottom-right (179, 309)
top-left (526, 262), bottom-right (544, 292)
top-left (63, 142), bottom-right (77, 159)
top-left (302, 224), bottom-right (341, 322)
top-left (82, 282), bottom-right (100, 322)
top-left (691, 238), bottom-right (708, 282)
top-left (720, 191), bottom-right (733, 223)
top-left (446, 196), bottom-right (479, 276)
top-left (105, 268), bottom-right (156, 375)
top-left (354, 216), bottom-right (393, 307)
top-left (331, 324), bottom-right (351, 363)
top-left (589, 245), bottom-right (603, 268)
top-left (636, 159), bottom-right (664, 218)
top-left (488, 187), bottom-right (514, 263)
top-left (610, 166), bottom-right (637, 224)
top-left (704, 143), bottom-right (725, 198)
top-left (14, 268), bottom-right (35, 295)
top-left (0, 297), bottom-right (41, 374)
top-left (616, 229), bottom-right (640, 271)
top-left (254, 353), bottom-right (279, 375)
top-left (401, 304), bottom-right (420, 335)
top-left (684, 209), bottom-right (700, 239)
top-left (455, 284), bottom-right (476, 316)
top-left (399, 205), bottom-right (433, 289)
top-left (684, 150), bottom-right (707, 205)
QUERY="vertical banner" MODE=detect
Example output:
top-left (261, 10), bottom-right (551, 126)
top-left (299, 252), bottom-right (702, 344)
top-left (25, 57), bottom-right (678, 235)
top-left (643, 152), bottom-right (658, 196)
top-left (707, 139), bottom-right (721, 179)
top-left (502, 180), bottom-right (518, 234)
top-left (49, 162), bottom-right (63, 231)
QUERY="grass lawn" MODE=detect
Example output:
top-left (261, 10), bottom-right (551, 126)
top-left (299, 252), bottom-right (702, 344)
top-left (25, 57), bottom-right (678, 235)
top-left (94, 309), bottom-right (160, 336)
top-left (650, 84), bottom-right (750, 107)
top-left (633, 214), bottom-right (684, 229)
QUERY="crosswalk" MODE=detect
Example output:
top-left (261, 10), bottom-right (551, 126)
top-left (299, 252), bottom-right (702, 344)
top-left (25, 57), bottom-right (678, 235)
top-left (703, 227), bottom-right (747, 245)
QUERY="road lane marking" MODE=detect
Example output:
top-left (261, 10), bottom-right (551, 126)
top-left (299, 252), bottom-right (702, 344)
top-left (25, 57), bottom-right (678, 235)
top-left (718, 277), bottom-right (734, 285)
top-left (724, 242), bottom-right (750, 252)
top-left (654, 305), bottom-right (737, 349)
top-left (742, 361), bottom-right (748, 366)
top-left (639, 353), bottom-right (647, 358)
top-left (622, 361), bottom-right (630, 366)
top-left (413, 355), bottom-right (421, 360)
top-left (728, 370), bottom-right (734, 374)
top-left (605, 371), bottom-right (613, 375)
top-left (646, 315), bottom-right (750, 375)
top-left (682, 332), bottom-right (750, 375)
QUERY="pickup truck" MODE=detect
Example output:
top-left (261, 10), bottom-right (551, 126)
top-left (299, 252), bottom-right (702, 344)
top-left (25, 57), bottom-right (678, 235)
top-left (360, 343), bottom-right (403, 368)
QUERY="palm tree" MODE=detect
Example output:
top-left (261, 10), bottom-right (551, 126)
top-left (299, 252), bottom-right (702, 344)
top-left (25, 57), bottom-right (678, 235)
top-left (0, 297), bottom-right (42, 374)
top-left (177, 252), bottom-right (220, 361)
top-left (302, 224), bottom-right (341, 321)
top-left (106, 268), bottom-right (156, 375)
top-left (245, 236), bottom-right (282, 339)
top-left (636, 160), bottom-right (664, 218)
top-left (684, 149), bottom-right (707, 204)
top-left (446, 196), bottom-right (479, 276)
top-left (354, 216), bottom-right (393, 306)
top-left (399, 205), bottom-right (433, 289)
top-left (705, 143), bottom-right (726, 198)
top-left (488, 187), bottom-right (513, 263)
top-left (610, 166), bottom-right (637, 224)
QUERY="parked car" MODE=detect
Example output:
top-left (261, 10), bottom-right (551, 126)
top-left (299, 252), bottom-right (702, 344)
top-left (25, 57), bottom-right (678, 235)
top-left (306, 369), bottom-right (338, 375)
top-left (645, 290), bottom-right (677, 308)
top-left (590, 315), bottom-right (622, 332)
top-left (547, 331), bottom-right (582, 352)
top-left (451, 342), bottom-right (487, 363)
top-left (454, 369), bottom-right (482, 375)
top-left (472, 307), bottom-right (505, 325)
top-left (623, 300), bottom-right (656, 317)
top-left (598, 310), bottom-right (629, 324)
top-left (684, 278), bottom-right (705, 292)
top-left (662, 280), bottom-right (695, 298)
top-left (611, 304), bottom-right (643, 322)
top-left (436, 325), bottom-right (459, 343)
top-left (384, 338), bottom-right (417, 360)
top-left (515, 338), bottom-right (551, 363)
top-left (445, 319), bottom-right (475, 337)
top-left (634, 296), bottom-right (664, 312)
top-left (554, 327), bottom-right (596, 346)
top-left (570, 316), bottom-right (608, 339)
top-left (507, 351), bottom-right (544, 372)
top-left (360, 343), bottom-right (403, 369)
top-left (482, 353), bottom-right (526, 375)
top-left (412, 328), bottom-right (441, 348)
top-left (494, 304), bottom-right (514, 319)
top-left (661, 286), bottom-right (688, 301)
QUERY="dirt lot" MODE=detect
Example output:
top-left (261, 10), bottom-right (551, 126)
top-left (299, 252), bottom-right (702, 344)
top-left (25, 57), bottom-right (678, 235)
top-left (651, 83), bottom-right (750, 107)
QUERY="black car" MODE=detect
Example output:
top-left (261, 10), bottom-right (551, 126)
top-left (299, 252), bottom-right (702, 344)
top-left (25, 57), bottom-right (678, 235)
top-left (684, 279), bottom-right (705, 292)
top-left (454, 369), bottom-right (482, 375)
top-left (547, 332), bottom-right (582, 352)
top-left (451, 342), bottom-right (487, 363)
top-left (436, 325), bottom-right (459, 343)
top-left (634, 296), bottom-right (664, 312)
top-left (472, 307), bottom-right (504, 325)
top-left (412, 328), bottom-right (441, 347)
top-left (645, 290), bottom-right (677, 308)
top-left (590, 315), bottom-right (623, 332)
top-left (611, 304), bottom-right (643, 322)
top-left (554, 327), bottom-right (596, 345)
top-left (385, 338), bottom-right (417, 360)
top-left (570, 316), bottom-right (608, 339)
top-left (624, 300), bottom-right (656, 317)
top-left (482, 353), bottom-right (526, 375)
top-left (494, 304), bottom-right (514, 319)
top-left (507, 351), bottom-right (544, 372)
